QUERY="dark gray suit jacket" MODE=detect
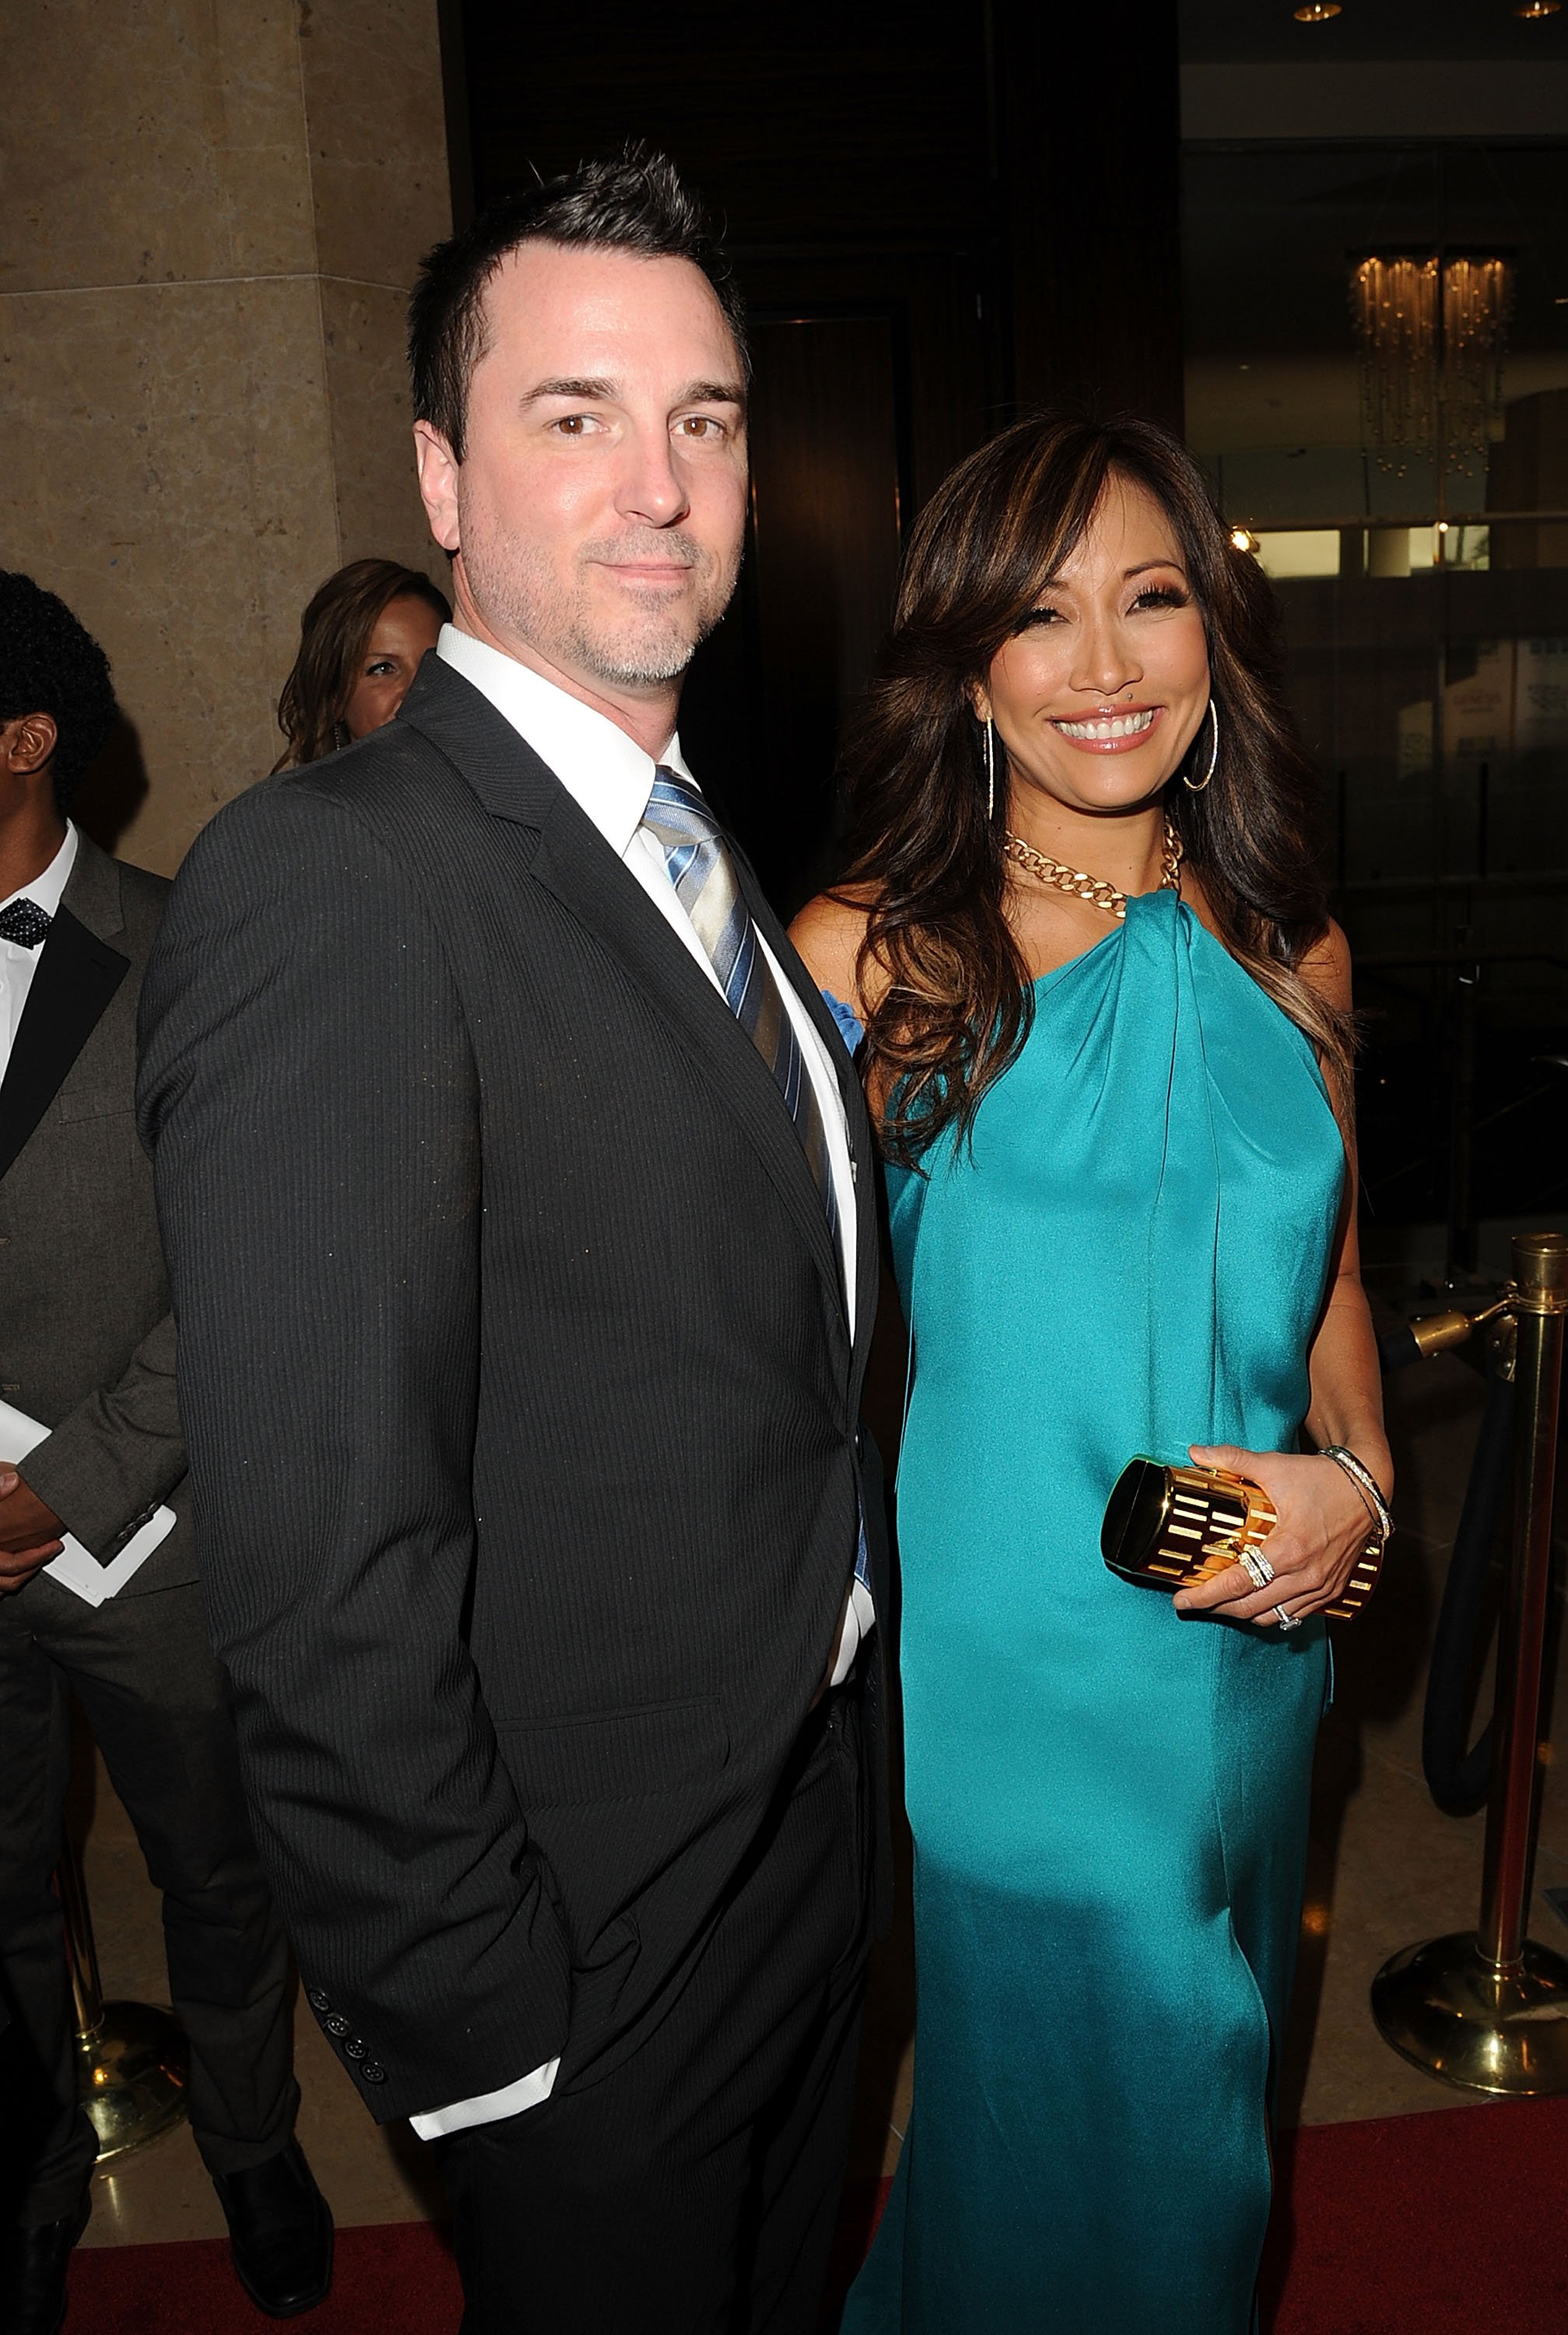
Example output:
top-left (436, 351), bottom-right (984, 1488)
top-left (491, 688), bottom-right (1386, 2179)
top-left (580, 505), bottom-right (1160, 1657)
top-left (139, 655), bottom-right (886, 2125)
top-left (0, 833), bottom-right (191, 1589)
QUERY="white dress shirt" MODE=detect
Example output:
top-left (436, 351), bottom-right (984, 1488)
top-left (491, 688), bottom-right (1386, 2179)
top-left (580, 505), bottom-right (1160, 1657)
top-left (409, 629), bottom-right (872, 2142)
top-left (0, 823), bottom-right (78, 1078)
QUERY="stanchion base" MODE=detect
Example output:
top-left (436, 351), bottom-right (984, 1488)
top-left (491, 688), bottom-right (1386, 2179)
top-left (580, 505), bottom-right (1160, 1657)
top-left (1372, 1932), bottom-right (1568, 2095)
top-left (77, 2000), bottom-right (190, 2163)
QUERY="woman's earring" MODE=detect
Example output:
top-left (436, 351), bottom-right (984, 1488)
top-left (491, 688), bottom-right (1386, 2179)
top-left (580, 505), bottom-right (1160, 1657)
top-left (1184, 697), bottom-right (1219, 792)
top-left (984, 716), bottom-right (996, 820)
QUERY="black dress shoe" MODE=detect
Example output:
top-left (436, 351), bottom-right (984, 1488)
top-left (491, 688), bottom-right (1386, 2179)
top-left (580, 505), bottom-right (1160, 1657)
top-left (0, 2189), bottom-right (92, 2335)
top-left (212, 2139), bottom-right (333, 2318)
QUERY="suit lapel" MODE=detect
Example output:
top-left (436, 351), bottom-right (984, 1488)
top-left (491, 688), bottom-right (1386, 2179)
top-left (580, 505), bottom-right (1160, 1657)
top-left (732, 851), bottom-right (879, 1375)
top-left (529, 790), bottom-right (844, 1315)
top-left (398, 658), bottom-right (858, 1336)
top-left (0, 903), bottom-right (130, 1180)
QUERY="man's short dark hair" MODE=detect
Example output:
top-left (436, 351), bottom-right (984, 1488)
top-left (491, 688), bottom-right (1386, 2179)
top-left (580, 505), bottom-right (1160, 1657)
top-left (409, 145), bottom-right (748, 465)
top-left (0, 571), bottom-right (117, 816)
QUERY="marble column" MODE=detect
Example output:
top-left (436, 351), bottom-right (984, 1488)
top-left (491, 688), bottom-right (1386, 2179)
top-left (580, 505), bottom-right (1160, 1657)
top-left (2, 0), bottom-right (454, 872)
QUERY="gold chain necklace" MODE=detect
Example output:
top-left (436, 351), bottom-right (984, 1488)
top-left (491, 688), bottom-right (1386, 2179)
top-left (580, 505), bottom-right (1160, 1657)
top-left (1001, 815), bottom-right (1183, 922)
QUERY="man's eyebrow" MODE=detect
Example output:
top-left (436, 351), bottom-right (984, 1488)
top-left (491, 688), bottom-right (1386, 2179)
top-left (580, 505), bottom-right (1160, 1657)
top-left (517, 377), bottom-right (748, 413)
top-left (520, 377), bottom-right (619, 406)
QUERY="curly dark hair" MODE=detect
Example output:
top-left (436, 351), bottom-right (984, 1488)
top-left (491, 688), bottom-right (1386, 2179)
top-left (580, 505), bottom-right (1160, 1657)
top-left (0, 571), bottom-right (118, 816)
top-left (409, 142), bottom-right (748, 464)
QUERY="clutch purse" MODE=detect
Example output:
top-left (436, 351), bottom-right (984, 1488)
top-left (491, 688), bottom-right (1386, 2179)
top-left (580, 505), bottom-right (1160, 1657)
top-left (1100, 1456), bottom-right (1383, 1621)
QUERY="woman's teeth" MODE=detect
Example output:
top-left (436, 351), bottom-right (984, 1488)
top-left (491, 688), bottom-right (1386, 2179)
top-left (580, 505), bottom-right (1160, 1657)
top-left (1054, 709), bottom-right (1157, 741)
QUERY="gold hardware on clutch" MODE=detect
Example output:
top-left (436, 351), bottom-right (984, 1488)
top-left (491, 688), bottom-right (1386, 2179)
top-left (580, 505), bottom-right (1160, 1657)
top-left (1101, 1456), bottom-right (1382, 1621)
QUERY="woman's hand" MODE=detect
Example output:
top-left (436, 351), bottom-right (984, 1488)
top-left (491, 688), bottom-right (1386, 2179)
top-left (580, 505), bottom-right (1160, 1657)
top-left (1170, 1445), bottom-right (1383, 1629)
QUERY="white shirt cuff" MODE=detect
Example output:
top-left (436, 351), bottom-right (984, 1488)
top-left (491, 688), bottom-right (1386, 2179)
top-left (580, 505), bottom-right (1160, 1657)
top-left (828, 1578), bottom-right (877, 1688)
top-left (409, 2054), bottom-right (559, 2139)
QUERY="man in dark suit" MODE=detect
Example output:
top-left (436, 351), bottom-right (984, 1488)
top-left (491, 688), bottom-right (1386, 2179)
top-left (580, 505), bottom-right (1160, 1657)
top-left (0, 574), bottom-right (331, 2332)
top-left (139, 153), bottom-right (886, 2333)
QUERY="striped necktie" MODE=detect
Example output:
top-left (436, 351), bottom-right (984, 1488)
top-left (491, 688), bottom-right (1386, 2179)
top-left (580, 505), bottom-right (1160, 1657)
top-left (642, 768), bottom-right (838, 1246)
top-left (643, 767), bottom-right (871, 1613)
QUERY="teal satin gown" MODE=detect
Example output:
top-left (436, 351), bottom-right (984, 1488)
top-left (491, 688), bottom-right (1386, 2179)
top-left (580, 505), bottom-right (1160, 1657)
top-left (841, 888), bottom-right (1345, 2335)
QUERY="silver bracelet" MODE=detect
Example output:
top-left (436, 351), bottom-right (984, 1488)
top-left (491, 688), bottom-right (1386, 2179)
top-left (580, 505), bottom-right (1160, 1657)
top-left (1320, 1445), bottom-right (1393, 1541)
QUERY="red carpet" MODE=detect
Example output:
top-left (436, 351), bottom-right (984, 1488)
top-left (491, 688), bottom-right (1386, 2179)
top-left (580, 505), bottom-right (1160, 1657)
top-left (1261, 2096), bottom-right (1568, 2335)
top-left (65, 2094), bottom-right (1568, 2333)
top-left (67, 2217), bottom-right (461, 2335)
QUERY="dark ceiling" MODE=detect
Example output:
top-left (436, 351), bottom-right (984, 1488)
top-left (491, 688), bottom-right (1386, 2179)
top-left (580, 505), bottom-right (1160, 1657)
top-left (1180, 0), bottom-right (1568, 63)
top-left (1178, 5), bottom-right (1568, 362)
top-left (1184, 142), bottom-right (1568, 358)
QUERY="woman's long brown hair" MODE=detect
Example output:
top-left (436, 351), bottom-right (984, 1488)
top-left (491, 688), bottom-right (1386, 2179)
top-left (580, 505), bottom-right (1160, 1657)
top-left (840, 413), bottom-right (1354, 1163)
top-left (272, 559), bottom-right (451, 772)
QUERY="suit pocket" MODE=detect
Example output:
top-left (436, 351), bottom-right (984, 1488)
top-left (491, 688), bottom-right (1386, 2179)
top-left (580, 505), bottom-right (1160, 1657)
top-left (52, 1085), bottom-right (128, 1125)
top-left (496, 1696), bottom-right (729, 1809)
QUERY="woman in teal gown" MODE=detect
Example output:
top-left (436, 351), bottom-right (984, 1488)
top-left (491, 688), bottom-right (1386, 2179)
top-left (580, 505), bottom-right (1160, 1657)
top-left (794, 415), bottom-right (1392, 2333)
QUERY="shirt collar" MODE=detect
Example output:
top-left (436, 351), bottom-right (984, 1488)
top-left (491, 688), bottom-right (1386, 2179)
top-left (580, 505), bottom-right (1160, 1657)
top-left (0, 820), bottom-right (78, 922)
top-left (436, 626), bottom-right (696, 859)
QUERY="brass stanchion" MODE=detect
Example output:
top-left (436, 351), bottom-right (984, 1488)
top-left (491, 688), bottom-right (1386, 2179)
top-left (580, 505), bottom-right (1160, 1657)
top-left (1372, 1230), bottom-right (1568, 2093)
top-left (58, 1836), bottom-right (190, 2161)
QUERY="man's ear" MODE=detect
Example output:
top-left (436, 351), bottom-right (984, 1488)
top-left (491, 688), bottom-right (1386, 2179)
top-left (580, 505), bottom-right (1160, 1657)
top-left (415, 423), bottom-right (462, 555)
top-left (1, 713), bottom-right (58, 778)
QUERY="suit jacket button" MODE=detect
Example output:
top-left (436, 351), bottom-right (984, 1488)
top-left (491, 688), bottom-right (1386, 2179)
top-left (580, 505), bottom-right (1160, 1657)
top-left (307, 1989), bottom-right (332, 2013)
top-left (360, 2062), bottom-right (387, 2084)
top-left (324, 2014), bottom-right (351, 2038)
top-left (343, 2037), bottom-right (367, 2059)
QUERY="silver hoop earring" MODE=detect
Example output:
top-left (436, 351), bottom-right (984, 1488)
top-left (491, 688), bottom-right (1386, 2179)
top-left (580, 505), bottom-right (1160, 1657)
top-left (984, 716), bottom-right (996, 820)
top-left (1184, 698), bottom-right (1219, 792)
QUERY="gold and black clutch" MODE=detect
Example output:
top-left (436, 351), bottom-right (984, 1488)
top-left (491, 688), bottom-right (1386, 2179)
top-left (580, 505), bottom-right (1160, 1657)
top-left (1100, 1456), bottom-right (1383, 1621)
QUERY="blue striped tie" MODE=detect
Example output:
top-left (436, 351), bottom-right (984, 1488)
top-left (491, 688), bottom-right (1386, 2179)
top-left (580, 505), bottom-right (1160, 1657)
top-left (643, 769), bottom-right (869, 1606)
top-left (643, 768), bottom-right (838, 1245)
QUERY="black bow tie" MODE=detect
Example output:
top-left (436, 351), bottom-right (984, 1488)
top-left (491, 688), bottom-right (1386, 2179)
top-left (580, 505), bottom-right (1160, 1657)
top-left (0, 899), bottom-right (52, 949)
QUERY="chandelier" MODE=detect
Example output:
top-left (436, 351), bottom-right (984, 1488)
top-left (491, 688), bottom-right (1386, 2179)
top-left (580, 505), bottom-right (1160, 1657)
top-left (1350, 255), bottom-right (1514, 478)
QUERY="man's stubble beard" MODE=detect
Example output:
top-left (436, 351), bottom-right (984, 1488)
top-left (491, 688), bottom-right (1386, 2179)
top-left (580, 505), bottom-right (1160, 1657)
top-left (461, 524), bottom-right (741, 691)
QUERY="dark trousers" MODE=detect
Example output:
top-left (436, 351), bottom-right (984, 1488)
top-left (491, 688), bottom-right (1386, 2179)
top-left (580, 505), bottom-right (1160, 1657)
top-left (438, 1684), bottom-right (873, 2335)
top-left (0, 1574), bottom-right (298, 2224)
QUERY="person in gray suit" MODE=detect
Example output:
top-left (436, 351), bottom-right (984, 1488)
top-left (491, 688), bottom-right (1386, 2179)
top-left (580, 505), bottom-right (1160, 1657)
top-left (0, 574), bottom-right (331, 2333)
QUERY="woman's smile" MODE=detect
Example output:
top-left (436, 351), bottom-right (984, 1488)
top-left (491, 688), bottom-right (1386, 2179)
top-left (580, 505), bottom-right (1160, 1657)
top-left (1051, 704), bottom-right (1163, 752)
top-left (977, 477), bottom-right (1212, 815)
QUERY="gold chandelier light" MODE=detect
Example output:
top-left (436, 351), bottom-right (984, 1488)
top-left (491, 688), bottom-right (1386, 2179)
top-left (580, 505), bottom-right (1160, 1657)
top-left (1350, 255), bottom-right (1514, 478)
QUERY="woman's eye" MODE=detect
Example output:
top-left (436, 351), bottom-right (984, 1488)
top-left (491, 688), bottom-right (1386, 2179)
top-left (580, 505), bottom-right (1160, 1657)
top-left (1132, 585), bottom-right (1190, 611)
top-left (366, 659), bottom-right (396, 677)
top-left (1018, 606), bottom-right (1063, 630)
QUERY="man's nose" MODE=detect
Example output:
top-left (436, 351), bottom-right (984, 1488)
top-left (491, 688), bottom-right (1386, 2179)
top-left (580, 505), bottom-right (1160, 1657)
top-left (616, 427), bottom-right (689, 528)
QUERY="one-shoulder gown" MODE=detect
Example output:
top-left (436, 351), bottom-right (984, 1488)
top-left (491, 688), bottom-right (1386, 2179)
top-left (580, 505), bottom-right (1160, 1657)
top-left (840, 889), bottom-right (1345, 2334)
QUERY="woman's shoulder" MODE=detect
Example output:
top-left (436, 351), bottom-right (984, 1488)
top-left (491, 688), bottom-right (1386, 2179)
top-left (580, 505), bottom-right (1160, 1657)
top-left (1297, 917), bottom-right (1352, 1013)
top-left (788, 883), bottom-right (886, 1017)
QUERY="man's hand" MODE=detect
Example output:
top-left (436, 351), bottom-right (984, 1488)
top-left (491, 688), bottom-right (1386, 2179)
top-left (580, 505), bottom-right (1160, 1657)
top-left (0, 1469), bottom-right (65, 1592)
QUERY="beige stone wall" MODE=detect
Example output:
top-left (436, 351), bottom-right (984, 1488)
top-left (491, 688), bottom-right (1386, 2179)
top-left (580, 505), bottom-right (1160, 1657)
top-left (1, 0), bottom-right (452, 873)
